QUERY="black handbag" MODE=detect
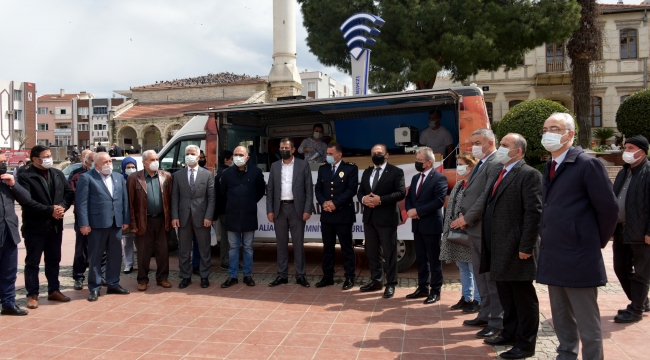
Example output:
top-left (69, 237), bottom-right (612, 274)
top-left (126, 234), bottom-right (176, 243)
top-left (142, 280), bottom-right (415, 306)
top-left (446, 182), bottom-right (470, 247)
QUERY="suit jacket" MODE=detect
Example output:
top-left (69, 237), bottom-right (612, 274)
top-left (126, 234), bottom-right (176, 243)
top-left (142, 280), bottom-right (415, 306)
top-left (460, 151), bottom-right (502, 237)
top-left (405, 169), bottom-right (448, 234)
top-left (171, 166), bottom-right (215, 228)
top-left (126, 169), bottom-right (173, 236)
top-left (479, 160), bottom-right (542, 281)
top-left (75, 169), bottom-right (130, 229)
top-left (0, 181), bottom-right (31, 244)
top-left (266, 157), bottom-right (313, 217)
top-left (314, 161), bottom-right (358, 224)
top-left (537, 146), bottom-right (618, 287)
top-left (356, 162), bottom-right (406, 226)
top-left (17, 166), bottom-right (75, 235)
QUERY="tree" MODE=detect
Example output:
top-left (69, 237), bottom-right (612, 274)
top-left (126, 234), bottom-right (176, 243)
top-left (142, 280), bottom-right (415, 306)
top-left (616, 89), bottom-right (650, 140)
top-left (567, 0), bottom-right (600, 148)
top-left (298, 0), bottom-right (581, 92)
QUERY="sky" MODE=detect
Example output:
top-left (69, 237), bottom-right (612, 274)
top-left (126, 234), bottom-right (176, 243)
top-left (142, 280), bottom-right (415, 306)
top-left (0, 0), bottom-right (633, 98)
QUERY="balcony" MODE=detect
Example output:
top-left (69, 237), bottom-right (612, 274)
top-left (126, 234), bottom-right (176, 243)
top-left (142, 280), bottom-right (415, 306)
top-left (55, 114), bottom-right (72, 120)
top-left (546, 60), bottom-right (567, 73)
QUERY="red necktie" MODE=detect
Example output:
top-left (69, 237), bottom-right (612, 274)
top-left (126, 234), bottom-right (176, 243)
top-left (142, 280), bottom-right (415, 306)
top-left (416, 173), bottom-right (425, 197)
top-left (549, 160), bottom-right (557, 180)
top-left (491, 169), bottom-right (507, 196)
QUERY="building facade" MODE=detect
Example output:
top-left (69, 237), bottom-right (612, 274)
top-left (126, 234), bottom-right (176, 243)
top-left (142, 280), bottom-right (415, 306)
top-left (36, 90), bottom-right (93, 147)
top-left (299, 70), bottom-right (349, 99)
top-left (0, 80), bottom-right (37, 149)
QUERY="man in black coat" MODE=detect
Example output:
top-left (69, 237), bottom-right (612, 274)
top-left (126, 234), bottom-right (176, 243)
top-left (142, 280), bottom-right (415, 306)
top-left (480, 134), bottom-right (542, 359)
top-left (111, 143), bottom-right (123, 157)
top-left (314, 143), bottom-right (359, 290)
top-left (96, 142), bottom-right (107, 153)
top-left (17, 145), bottom-right (75, 309)
top-left (213, 150), bottom-right (233, 270)
top-left (0, 151), bottom-right (32, 316)
top-left (537, 113), bottom-right (618, 360)
top-left (612, 135), bottom-right (650, 323)
top-left (220, 146), bottom-right (265, 288)
top-left (357, 144), bottom-right (406, 298)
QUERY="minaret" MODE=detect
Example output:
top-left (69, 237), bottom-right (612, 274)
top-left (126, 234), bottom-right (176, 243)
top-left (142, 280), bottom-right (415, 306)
top-left (268, 0), bottom-right (303, 101)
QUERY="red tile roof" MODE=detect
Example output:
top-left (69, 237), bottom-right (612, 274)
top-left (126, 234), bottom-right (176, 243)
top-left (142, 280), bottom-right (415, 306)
top-left (37, 93), bottom-right (84, 101)
top-left (600, 3), bottom-right (650, 12)
top-left (116, 100), bottom-right (244, 119)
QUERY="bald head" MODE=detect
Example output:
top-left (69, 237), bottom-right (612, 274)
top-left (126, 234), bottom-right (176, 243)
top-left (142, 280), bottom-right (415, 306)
top-left (234, 146), bottom-right (248, 156)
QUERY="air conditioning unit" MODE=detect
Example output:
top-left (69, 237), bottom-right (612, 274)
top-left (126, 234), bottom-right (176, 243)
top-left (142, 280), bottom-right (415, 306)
top-left (4, 110), bottom-right (10, 116)
top-left (49, 110), bottom-right (54, 114)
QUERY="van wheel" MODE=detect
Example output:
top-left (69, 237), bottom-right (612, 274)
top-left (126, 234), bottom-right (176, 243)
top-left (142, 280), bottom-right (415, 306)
top-left (397, 240), bottom-right (416, 273)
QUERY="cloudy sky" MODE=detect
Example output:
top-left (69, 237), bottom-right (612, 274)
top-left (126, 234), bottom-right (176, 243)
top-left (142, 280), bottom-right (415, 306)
top-left (0, 0), bottom-right (627, 98)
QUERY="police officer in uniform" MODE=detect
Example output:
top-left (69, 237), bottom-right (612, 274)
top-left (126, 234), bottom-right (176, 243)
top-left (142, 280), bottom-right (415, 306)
top-left (314, 143), bottom-right (359, 290)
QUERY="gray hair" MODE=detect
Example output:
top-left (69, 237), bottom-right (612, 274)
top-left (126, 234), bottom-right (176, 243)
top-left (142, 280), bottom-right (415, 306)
top-left (510, 133), bottom-right (528, 155)
top-left (142, 150), bottom-right (157, 161)
top-left (185, 144), bottom-right (200, 154)
top-left (84, 151), bottom-right (95, 163)
top-left (548, 112), bottom-right (575, 132)
top-left (234, 146), bottom-right (249, 156)
top-left (472, 128), bottom-right (496, 142)
top-left (416, 147), bottom-right (435, 162)
top-left (95, 152), bottom-right (110, 162)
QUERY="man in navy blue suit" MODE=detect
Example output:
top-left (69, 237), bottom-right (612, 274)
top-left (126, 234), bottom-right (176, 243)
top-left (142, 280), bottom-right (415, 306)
top-left (405, 147), bottom-right (448, 304)
top-left (76, 152), bottom-right (130, 302)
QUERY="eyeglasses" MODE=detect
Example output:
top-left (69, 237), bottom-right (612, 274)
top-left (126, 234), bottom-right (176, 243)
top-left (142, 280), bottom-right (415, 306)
top-left (539, 127), bottom-right (568, 135)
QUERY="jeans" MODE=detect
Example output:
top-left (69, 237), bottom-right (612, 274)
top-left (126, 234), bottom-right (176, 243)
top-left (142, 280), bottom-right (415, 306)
top-left (228, 231), bottom-right (254, 278)
top-left (457, 261), bottom-right (481, 303)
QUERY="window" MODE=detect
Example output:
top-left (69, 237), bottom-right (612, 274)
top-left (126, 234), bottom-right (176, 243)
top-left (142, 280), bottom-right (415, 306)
top-left (38, 139), bottom-right (49, 146)
top-left (58, 124), bottom-right (70, 129)
top-left (591, 97), bottom-right (602, 127)
top-left (37, 107), bottom-right (48, 115)
top-left (37, 124), bottom-right (49, 131)
top-left (620, 29), bottom-right (637, 59)
top-left (621, 95), bottom-right (629, 104)
top-left (78, 123), bottom-right (88, 131)
top-left (55, 107), bottom-right (71, 119)
top-left (78, 107), bottom-right (89, 115)
top-left (14, 110), bottom-right (22, 120)
top-left (509, 100), bottom-right (523, 109)
top-left (93, 124), bottom-right (107, 131)
top-left (307, 82), bottom-right (316, 91)
top-left (60, 109), bottom-right (66, 115)
top-left (93, 106), bottom-right (108, 115)
top-left (485, 102), bottom-right (493, 124)
top-left (13, 90), bottom-right (22, 101)
top-left (159, 144), bottom-right (178, 171)
top-left (546, 43), bottom-right (565, 72)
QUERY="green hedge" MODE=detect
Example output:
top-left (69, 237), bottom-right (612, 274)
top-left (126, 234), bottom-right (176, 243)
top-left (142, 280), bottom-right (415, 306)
top-left (616, 89), bottom-right (650, 140)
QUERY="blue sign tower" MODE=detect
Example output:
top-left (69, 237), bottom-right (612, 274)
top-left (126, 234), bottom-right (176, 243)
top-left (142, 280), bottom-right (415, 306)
top-left (340, 13), bottom-right (385, 95)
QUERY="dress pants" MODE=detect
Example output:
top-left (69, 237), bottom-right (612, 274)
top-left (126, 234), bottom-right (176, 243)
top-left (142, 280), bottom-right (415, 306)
top-left (414, 231), bottom-right (443, 294)
top-left (135, 216), bottom-right (169, 284)
top-left (613, 224), bottom-right (650, 313)
top-left (73, 223), bottom-right (106, 281)
top-left (321, 222), bottom-right (356, 280)
top-left (0, 237), bottom-right (18, 309)
top-left (496, 280), bottom-right (539, 352)
top-left (548, 285), bottom-right (603, 360)
top-left (364, 218), bottom-right (398, 286)
top-left (122, 233), bottom-right (135, 269)
top-left (178, 221), bottom-right (211, 279)
top-left (87, 226), bottom-right (123, 292)
top-left (469, 234), bottom-right (503, 329)
top-left (24, 232), bottom-right (63, 296)
top-left (275, 203), bottom-right (306, 279)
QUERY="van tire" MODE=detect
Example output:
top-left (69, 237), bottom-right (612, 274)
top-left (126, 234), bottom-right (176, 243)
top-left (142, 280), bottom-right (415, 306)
top-left (396, 240), bottom-right (416, 273)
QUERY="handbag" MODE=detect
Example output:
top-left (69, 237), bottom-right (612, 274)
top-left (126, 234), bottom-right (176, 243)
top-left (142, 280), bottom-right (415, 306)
top-left (446, 182), bottom-right (470, 247)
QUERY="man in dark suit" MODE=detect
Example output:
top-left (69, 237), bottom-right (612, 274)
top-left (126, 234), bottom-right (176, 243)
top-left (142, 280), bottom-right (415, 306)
top-left (405, 147), bottom-right (448, 304)
top-left (357, 144), bottom-right (406, 298)
top-left (95, 142), bottom-right (107, 153)
top-left (111, 143), bottom-right (123, 157)
top-left (18, 145), bottom-right (75, 309)
top-left (0, 151), bottom-right (32, 316)
top-left (266, 138), bottom-right (313, 287)
top-left (537, 113), bottom-right (618, 360)
top-left (480, 134), bottom-right (542, 359)
top-left (314, 143), bottom-right (358, 290)
top-left (172, 145), bottom-right (215, 289)
top-left (76, 152), bottom-right (131, 302)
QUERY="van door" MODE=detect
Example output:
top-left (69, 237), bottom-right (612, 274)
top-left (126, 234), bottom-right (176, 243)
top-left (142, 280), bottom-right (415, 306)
top-left (158, 137), bottom-right (204, 174)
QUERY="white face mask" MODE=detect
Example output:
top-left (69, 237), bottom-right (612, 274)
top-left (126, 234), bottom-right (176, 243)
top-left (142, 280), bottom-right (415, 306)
top-left (456, 165), bottom-right (469, 176)
top-left (472, 145), bottom-right (485, 160)
top-left (541, 132), bottom-right (568, 152)
top-left (125, 168), bottom-right (136, 175)
top-left (100, 164), bottom-right (112, 176)
top-left (622, 149), bottom-right (641, 164)
top-left (495, 146), bottom-right (514, 164)
top-left (233, 156), bottom-right (246, 167)
top-left (148, 161), bottom-right (159, 171)
top-left (41, 157), bottom-right (53, 169)
top-left (313, 131), bottom-right (322, 139)
top-left (185, 154), bottom-right (197, 166)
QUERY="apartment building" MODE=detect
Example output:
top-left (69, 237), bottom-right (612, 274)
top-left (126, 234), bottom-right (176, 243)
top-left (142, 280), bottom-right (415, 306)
top-left (0, 80), bottom-right (37, 149)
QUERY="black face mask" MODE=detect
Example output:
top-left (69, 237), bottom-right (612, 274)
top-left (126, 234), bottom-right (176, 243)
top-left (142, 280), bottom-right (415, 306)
top-left (415, 161), bottom-right (424, 172)
top-left (279, 150), bottom-right (292, 160)
top-left (372, 154), bottom-right (385, 166)
top-left (198, 159), bottom-right (207, 167)
top-left (0, 163), bottom-right (6, 175)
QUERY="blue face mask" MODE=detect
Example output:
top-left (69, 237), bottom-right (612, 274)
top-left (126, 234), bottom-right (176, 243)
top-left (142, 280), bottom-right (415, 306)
top-left (326, 156), bottom-right (335, 164)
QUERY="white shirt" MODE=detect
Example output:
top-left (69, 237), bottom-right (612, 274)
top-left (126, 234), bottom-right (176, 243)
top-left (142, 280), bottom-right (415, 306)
top-left (187, 164), bottom-right (199, 184)
top-left (96, 169), bottom-right (114, 198)
top-left (501, 159), bottom-right (521, 180)
top-left (331, 159), bottom-right (342, 174)
top-left (419, 126), bottom-right (454, 154)
top-left (551, 148), bottom-right (570, 171)
top-left (280, 157), bottom-right (295, 200)
top-left (369, 161), bottom-right (387, 186)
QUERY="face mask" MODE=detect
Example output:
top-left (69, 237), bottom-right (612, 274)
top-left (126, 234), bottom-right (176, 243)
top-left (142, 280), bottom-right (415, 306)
top-left (622, 150), bottom-right (641, 164)
top-left (472, 145), bottom-right (485, 160)
top-left (100, 164), bottom-right (112, 176)
top-left (233, 156), bottom-right (246, 167)
top-left (541, 132), bottom-right (567, 152)
top-left (326, 156), bottom-right (336, 164)
top-left (313, 132), bottom-right (322, 139)
top-left (457, 165), bottom-right (469, 176)
top-left (415, 161), bottom-right (425, 172)
top-left (429, 121), bottom-right (438, 129)
top-left (148, 161), bottom-right (159, 171)
top-left (198, 159), bottom-right (207, 167)
top-left (90, 162), bottom-right (95, 170)
top-left (495, 146), bottom-right (514, 164)
top-left (279, 150), bottom-right (292, 160)
top-left (125, 168), bottom-right (136, 175)
top-left (0, 163), bottom-right (7, 175)
top-left (41, 158), bottom-right (53, 169)
top-left (185, 154), bottom-right (197, 165)
top-left (372, 154), bottom-right (385, 166)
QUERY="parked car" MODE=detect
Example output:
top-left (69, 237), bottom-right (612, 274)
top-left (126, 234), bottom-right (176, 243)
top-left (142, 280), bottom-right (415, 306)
top-left (111, 156), bottom-right (143, 174)
top-left (61, 162), bottom-right (83, 177)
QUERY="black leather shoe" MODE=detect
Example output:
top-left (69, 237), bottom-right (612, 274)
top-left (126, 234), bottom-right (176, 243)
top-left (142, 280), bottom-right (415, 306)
top-left (406, 288), bottom-right (429, 299)
top-left (424, 293), bottom-right (440, 304)
top-left (269, 276), bottom-right (288, 287)
top-left (342, 279), bottom-right (355, 290)
top-left (200, 278), bottom-right (210, 288)
top-left (221, 277), bottom-right (238, 288)
top-left (179, 278), bottom-right (192, 289)
top-left (463, 317), bottom-right (489, 327)
top-left (193, 267), bottom-right (200, 275)
top-left (484, 336), bottom-right (516, 346)
top-left (614, 310), bottom-right (642, 323)
top-left (450, 296), bottom-right (470, 310)
top-left (383, 286), bottom-right (395, 298)
top-left (1, 305), bottom-right (28, 316)
top-left (463, 300), bottom-right (480, 314)
top-left (87, 290), bottom-right (100, 302)
top-left (360, 281), bottom-right (383, 292)
top-left (315, 277), bottom-right (334, 288)
top-left (107, 285), bottom-right (130, 295)
top-left (243, 276), bottom-right (255, 286)
top-left (476, 326), bottom-right (501, 338)
top-left (296, 276), bottom-right (310, 287)
top-left (499, 348), bottom-right (535, 359)
top-left (620, 300), bottom-right (650, 314)
top-left (73, 279), bottom-right (83, 291)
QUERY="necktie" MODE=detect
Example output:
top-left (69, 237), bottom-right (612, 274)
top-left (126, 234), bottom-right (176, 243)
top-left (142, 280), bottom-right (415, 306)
top-left (491, 169), bottom-right (507, 196)
top-left (331, 165), bottom-right (336, 180)
top-left (371, 167), bottom-right (381, 191)
top-left (190, 168), bottom-right (195, 193)
top-left (549, 160), bottom-right (557, 180)
top-left (416, 173), bottom-right (425, 197)
top-left (469, 160), bottom-right (483, 180)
